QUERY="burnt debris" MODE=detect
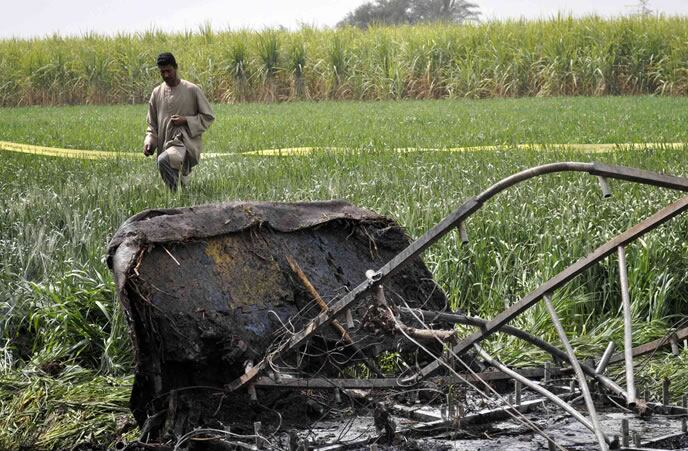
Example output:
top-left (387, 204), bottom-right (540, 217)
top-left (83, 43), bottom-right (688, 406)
top-left (108, 163), bottom-right (688, 450)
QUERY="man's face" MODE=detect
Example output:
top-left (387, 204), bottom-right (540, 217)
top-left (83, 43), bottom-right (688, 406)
top-left (159, 65), bottom-right (177, 86)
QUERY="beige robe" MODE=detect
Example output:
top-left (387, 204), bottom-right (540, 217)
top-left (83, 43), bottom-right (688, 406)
top-left (144, 79), bottom-right (215, 170)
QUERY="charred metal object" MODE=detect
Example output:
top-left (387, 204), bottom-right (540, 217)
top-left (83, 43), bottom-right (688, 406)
top-left (107, 201), bottom-right (448, 438)
top-left (109, 163), bottom-right (688, 450)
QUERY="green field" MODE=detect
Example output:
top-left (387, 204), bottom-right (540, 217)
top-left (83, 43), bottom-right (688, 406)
top-left (4, 17), bottom-right (688, 106)
top-left (5, 96), bottom-right (688, 152)
top-left (2, 97), bottom-right (688, 449)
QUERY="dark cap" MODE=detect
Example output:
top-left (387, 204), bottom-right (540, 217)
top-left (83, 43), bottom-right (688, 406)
top-left (156, 52), bottom-right (177, 68)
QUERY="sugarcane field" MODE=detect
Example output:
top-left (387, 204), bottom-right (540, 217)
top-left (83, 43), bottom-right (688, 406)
top-left (3, 2), bottom-right (688, 450)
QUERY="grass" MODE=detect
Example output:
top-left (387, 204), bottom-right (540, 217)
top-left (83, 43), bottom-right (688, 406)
top-left (2, 97), bottom-right (688, 448)
top-left (3, 16), bottom-right (688, 106)
top-left (0, 366), bottom-right (135, 449)
top-left (3, 96), bottom-right (688, 153)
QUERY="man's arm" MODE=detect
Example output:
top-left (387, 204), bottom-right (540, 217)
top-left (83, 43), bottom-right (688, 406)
top-left (185, 86), bottom-right (215, 138)
top-left (144, 90), bottom-right (158, 156)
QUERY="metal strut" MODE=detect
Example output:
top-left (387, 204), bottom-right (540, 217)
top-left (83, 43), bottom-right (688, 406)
top-left (414, 195), bottom-right (688, 382)
top-left (225, 162), bottom-right (688, 392)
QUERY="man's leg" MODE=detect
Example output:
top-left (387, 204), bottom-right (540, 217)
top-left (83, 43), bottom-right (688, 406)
top-left (157, 152), bottom-right (178, 190)
top-left (180, 158), bottom-right (193, 188)
top-left (157, 146), bottom-right (186, 191)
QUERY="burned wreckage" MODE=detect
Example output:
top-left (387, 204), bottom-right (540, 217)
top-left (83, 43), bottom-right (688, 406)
top-left (107, 162), bottom-right (688, 450)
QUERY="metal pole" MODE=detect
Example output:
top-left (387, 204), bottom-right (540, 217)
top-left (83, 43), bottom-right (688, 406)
top-left (596, 342), bottom-right (616, 375)
top-left (663, 378), bottom-right (671, 406)
top-left (345, 309), bottom-right (354, 330)
top-left (459, 222), bottom-right (469, 244)
top-left (670, 334), bottom-right (680, 356)
top-left (254, 421), bottom-right (263, 449)
top-left (474, 344), bottom-right (609, 445)
top-left (597, 176), bottom-right (612, 198)
top-left (633, 431), bottom-right (641, 447)
top-left (544, 361), bottom-right (551, 384)
top-left (621, 419), bottom-right (629, 447)
top-left (618, 245), bottom-right (637, 406)
top-left (543, 294), bottom-right (609, 451)
top-left (404, 307), bottom-right (628, 399)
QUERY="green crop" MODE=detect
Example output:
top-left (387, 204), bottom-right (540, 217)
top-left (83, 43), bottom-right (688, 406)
top-left (3, 16), bottom-right (688, 106)
top-left (3, 96), bottom-right (688, 153)
top-left (1, 98), bottom-right (688, 448)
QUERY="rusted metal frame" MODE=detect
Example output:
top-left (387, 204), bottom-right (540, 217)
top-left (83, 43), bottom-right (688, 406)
top-left (410, 393), bottom-right (580, 437)
top-left (402, 314), bottom-right (618, 397)
top-left (474, 344), bottom-right (615, 446)
top-left (403, 307), bottom-right (575, 365)
top-left (474, 162), bottom-right (688, 208)
top-left (380, 162), bottom-right (688, 284)
top-left (543, 293), bottom-right (609, 450)
top-left (608, 326), bottom-right (688, 365)
top-left (416, 196), bottom-right (688, 382)
top-left (319, 394), bottom-right (577, 451)
top-left (590, 162), bottom-right (688, 192)
top-left (253, 367), bottom-right (565, 390)
top-left (393, 397), bottom-right (548, 428)
top-left (226, 163), bottom-right (688, 392)
top-left (286, 255), bottom-right (384, 377)
top-left (401, 307), bottom-right (628, 398)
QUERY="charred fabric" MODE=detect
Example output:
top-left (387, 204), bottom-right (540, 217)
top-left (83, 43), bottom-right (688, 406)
top-left (107, 162), bottom-right (688, 451)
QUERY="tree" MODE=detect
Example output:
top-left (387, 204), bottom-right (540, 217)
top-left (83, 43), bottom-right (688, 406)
top-left (637, 0), bottom-right (653, 18)
top-left (338, 0), bottom-right (480, 28)
top-left (412, 0), bottom-right (480, 23)
top-left (628, 0), bottom-right (653, 18)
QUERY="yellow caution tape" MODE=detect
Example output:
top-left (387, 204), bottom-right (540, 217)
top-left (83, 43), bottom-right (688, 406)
top-left (0, 140), bottom-right (685, 160)
top-left (0, 140), bottom-right (139, 160)
top-left (242, 143), bottom-right (687, 156)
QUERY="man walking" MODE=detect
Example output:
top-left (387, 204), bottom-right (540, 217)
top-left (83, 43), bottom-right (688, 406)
top-left (144, 52), bottom-right (215, 190)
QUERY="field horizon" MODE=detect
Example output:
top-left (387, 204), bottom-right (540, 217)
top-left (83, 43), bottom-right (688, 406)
top-left (3, 16), bottom-right (688, 106)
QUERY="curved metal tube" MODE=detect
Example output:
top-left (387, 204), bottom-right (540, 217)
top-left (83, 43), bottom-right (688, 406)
top-left (476, 161), bottom-right (688, 203)
top-left (378, 161), bottom-right (688, 281)
top-left (227, 162), bottom-right (688, 391)
top-left (417, 194), bottom-right (688, 381)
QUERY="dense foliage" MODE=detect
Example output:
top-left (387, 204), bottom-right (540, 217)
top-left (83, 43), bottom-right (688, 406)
top-left (338, 0), bottom-right (480, 28)
top-left (2, 17), bottom-right (688, 106)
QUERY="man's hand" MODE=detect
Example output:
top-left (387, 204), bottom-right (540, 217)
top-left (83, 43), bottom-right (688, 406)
top-left (144, 143), bottom-right (154, 156)
top-left (170, 115), bottom-right (187, 126)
